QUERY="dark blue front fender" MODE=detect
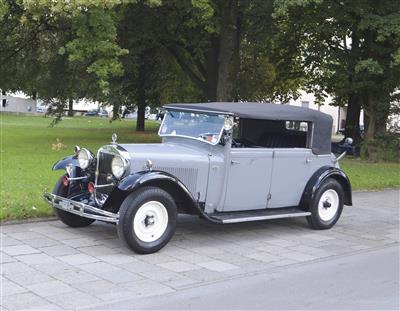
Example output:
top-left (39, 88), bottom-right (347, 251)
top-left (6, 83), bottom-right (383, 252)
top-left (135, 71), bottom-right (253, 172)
top-left (117, 171), bottom-right (191, 194)
top-left (103, 171), bottom-right (201, 215)
top-left (52, 155), bottom-right (79, 171)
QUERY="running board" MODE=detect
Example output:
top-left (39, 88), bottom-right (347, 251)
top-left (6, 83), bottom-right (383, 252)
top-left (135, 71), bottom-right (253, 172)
top-left (208, 207), bottom-right (311, 224)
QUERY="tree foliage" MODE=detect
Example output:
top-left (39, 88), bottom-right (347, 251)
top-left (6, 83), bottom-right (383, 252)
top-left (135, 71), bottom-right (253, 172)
top-left (275, 0), bottom-right (400, 159)
top-left (1, 0), bottom-right (399, 161)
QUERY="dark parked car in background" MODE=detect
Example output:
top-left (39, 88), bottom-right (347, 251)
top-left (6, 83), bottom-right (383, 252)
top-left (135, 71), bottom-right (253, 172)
top-left (338, 125), bottom-right (364, 137)
top-left (84, 110), bottom-right (108, 117)
top-left (332, 138), bottom-right (360, 156)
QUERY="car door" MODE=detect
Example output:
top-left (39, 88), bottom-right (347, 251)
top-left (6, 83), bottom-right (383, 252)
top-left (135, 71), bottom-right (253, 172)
top-left (222, 149), bottom-right (273, 212)
top-left (267, 148), bottom-right (315, 208)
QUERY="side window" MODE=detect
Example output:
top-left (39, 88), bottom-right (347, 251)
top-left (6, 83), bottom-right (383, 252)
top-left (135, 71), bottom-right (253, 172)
top-left (285, 121), bottom-right (308, 132)
top-left (232, 119), bottom-right (311, 149)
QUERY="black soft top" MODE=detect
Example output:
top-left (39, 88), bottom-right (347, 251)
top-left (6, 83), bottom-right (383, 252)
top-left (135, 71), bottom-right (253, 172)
top-left (164, 102), bottom-right (333, 154)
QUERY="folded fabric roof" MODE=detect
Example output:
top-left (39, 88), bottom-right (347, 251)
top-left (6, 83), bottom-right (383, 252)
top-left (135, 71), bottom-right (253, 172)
top-left (164, 102), bottom-right (333, 155)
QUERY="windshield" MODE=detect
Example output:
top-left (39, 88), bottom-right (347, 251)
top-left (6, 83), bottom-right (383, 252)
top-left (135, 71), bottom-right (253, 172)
top-left (159, 110), bottom-right (226, 145)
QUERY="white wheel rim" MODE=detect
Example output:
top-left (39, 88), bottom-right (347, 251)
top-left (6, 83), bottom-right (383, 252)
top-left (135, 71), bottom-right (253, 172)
top-left (318, 189), bottom-right (339, 222)
top-left (133, 201), bottom-right (169, 243)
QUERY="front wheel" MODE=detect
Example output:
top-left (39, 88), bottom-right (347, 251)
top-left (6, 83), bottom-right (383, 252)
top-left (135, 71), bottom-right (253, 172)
top-left (52, 176), bottom-right (95, 228)
top-left (307, 178), bottom-right (344, 229)
top-left (117, 187), bottom-right (177, 254)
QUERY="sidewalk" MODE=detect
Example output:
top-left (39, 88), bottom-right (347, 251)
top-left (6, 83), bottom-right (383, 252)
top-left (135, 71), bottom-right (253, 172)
top-left (1, 190), bottom-right (399, 310)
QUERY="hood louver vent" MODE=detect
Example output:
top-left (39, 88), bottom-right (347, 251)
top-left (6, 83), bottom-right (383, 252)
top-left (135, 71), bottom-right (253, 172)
top-left (153, 166), bottom-right (198, 196)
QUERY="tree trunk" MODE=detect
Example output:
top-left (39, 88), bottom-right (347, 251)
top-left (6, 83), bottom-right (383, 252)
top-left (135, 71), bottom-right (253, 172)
top-left (364, 109), bottom-right (378, 162)
top-left (216, 0), bottom-right (240, 101)
top-left (136, 64), bottom-right (146, 132)
top-left (344, 32), bottom-right (362, 143)
top-left (136, 102), bottom-right (145, 132)
top-left (344, 93), bottom-right (362, 143)
top-left (203, 37), bottom-right (219, 101)
top-left (112, 101), bottom-right (120, 121)
top-left (68, 98), bottom-right (73, 117)
top-left (363, 92), bottom-right (390, 161)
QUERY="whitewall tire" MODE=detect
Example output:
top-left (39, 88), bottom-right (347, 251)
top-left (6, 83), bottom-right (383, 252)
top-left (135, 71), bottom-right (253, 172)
top-left (307, 178), bottom-right (344, 229)
top-left (117, 187), bottom-right (177, 254)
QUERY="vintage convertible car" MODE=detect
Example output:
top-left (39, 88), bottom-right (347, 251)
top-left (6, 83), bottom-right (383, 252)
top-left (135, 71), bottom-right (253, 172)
top-left (44, 102), bottom-right (352, 254)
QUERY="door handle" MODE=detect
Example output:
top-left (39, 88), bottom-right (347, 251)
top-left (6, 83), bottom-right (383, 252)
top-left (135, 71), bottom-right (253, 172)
top-left (306, 158), bottom-right (312, 164)
top-left (231, 160), bottom-right (240, 165)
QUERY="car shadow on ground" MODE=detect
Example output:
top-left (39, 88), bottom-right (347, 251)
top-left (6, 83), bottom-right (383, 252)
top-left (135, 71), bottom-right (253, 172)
top-left (50, 213), bottom-right (317, 256)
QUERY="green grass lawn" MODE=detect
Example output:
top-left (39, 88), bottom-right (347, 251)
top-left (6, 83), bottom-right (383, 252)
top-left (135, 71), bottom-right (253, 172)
top-left (0, 113), bottom-right (161, 220)
top-left (0, 113), bottom-right (399, 221)
top-left (341, 158), bottom-right (400, 191)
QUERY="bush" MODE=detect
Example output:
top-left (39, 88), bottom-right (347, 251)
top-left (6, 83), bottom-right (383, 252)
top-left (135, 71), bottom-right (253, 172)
top-left (361, 131), bottom-right (400, 162)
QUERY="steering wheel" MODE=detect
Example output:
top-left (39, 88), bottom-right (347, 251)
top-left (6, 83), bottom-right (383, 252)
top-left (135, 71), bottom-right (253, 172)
top-left (198, 133), bottom-right (218, 143)
top-left (231, 138), bottom-right (242, 148)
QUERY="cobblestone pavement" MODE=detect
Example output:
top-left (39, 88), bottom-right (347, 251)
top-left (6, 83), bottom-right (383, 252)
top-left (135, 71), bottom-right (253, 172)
top-left (1, 190), bottom-right (398, 310)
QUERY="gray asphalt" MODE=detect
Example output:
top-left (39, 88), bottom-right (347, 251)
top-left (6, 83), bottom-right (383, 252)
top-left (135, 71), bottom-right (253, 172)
top-left (91, 244), bottom-right (399, 310)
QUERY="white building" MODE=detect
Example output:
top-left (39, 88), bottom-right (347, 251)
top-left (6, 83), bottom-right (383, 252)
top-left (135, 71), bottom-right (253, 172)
top-left (0, 92), bottom-right (37, 114)
top-left (288, 91), bottom-right (363, 134)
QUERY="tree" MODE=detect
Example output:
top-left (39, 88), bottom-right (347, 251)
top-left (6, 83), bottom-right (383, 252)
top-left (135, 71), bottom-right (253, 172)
top-left (275, 0), bottom-right (400, 159)
top-left (1, 0), bottom-right (321, 135)
top-left (0, 0), bottom-right (126, 116)
top-left (153, 0), bottom-right (298, 102)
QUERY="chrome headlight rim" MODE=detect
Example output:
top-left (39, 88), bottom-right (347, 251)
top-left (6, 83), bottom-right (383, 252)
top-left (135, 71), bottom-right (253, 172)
top-left (111, 154), bottom-right (128, 179)
top-left (77, 148), bottom-right (94, 169)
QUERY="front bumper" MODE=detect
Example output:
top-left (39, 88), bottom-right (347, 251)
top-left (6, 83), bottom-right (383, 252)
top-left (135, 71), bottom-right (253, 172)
top-left (43, 192), bottom-right (118, 223)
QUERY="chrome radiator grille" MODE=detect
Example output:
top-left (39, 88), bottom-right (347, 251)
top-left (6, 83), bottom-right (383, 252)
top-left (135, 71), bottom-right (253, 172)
top-left (95, 151), bottom-right (115, 203)
top-left (97, 152), bottom-right (114, 186)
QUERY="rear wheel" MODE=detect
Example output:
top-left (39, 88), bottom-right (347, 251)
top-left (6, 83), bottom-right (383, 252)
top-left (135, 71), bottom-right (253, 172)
top-left (52, 176), bottom-right (95, 228)
top-left (117, 186), bottom-right (177, 254)
top-left (307, 178), bottom-right (344, 229)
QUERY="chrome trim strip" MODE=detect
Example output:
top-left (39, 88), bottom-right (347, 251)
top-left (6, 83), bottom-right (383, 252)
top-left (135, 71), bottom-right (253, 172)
top-left (221, 212), bottom-right (311, 224)
top-left (67, 176), bottom-right (87, 181)
top-left (43, 192), bottom-right (118, 223)
top-left (163, 106), bottom-right (235, 116)
top-left (95, 183), bottom-right (114, 188)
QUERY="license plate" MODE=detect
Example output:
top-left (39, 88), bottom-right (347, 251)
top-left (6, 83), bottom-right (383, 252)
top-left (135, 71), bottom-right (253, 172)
top-left (59, 200), bottom-right (72, 210)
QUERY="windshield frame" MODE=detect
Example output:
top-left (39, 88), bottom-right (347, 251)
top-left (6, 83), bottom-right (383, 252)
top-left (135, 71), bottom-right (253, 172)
top-left (158, 108), bottom-right (230, 145)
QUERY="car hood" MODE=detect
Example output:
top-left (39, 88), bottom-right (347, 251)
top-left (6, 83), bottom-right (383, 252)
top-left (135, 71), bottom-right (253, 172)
top-left (117, 142), bottom-right (210, 173)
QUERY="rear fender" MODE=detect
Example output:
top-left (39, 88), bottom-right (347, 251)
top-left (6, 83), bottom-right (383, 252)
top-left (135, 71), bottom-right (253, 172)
top-left (300, 166), bottom-right (352, 210)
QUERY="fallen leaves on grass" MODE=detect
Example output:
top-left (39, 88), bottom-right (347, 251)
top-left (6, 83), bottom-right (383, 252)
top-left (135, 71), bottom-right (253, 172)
top-left (52, 138), bottom-right (67, 151)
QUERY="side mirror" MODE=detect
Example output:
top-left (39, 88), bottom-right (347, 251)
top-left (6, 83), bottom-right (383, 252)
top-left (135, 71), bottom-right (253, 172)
top-left (345, 137), bottom-right (353, 145)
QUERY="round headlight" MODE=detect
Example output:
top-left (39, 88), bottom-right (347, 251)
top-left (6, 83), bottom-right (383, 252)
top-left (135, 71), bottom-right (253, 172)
top-left (77, 148), bottom-right (93, 169)
top-left (111, 155), bottom-right (127, 179)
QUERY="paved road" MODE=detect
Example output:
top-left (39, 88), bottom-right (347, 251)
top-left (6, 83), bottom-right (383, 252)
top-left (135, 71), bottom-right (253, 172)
top-left (1, 190), bottom-right (399, 310)
top-left (92, 245), bottom-right (399, 310)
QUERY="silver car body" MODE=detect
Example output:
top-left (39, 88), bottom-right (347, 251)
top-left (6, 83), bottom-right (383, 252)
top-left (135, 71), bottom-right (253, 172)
top-left (117, 137), bottom-right (336, 214)
top-left (44, 102), bottom-right (352, 225)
